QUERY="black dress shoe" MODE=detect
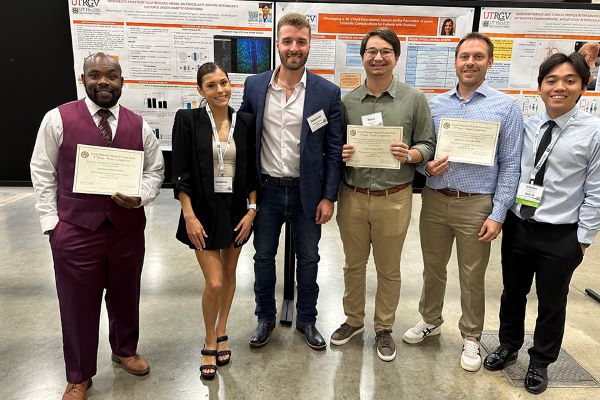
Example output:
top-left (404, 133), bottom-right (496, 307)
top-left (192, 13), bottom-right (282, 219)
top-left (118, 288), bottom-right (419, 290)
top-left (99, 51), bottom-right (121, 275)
top-left (524, 364), bottom-right (548, 394)
top-left (249, 321), bottom-right (275, 348)
top-left (296, 323), bottom-right (326, 350)
top-left (483, 345), bottom-right (518, 371)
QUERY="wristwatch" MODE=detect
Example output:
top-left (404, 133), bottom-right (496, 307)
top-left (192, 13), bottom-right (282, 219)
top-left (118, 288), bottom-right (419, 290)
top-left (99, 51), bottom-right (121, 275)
top-left (247, 203), bottom-right (257, 211)
top-left (405, 151), bottom-right (413, 164)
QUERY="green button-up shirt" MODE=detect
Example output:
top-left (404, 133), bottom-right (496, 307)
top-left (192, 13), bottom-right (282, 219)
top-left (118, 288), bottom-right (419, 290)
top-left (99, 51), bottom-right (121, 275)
top-left (342, 77), bottom-right (435, 191)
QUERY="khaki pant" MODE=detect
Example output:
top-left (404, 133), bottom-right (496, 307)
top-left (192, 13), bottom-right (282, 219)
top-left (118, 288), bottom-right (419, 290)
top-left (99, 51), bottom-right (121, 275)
top-left (418, 186), bottom-right (493, 337)
top-left (336, 184), bottom-right (412, 332)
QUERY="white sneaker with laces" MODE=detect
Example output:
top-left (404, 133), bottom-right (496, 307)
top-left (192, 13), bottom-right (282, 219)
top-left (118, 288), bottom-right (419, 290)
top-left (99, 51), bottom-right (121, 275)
top-left (461, 336), bottom-right (482, 372)
top-left (402, 320), bottom-right (440, 344)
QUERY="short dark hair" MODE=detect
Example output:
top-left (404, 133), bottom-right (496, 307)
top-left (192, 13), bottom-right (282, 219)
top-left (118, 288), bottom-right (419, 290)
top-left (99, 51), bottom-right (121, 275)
top-left (537, 52), bottom-right (590, 90)
top-left (455, 32), bottom-right (494, 58)
top-left (196, 62), bottom-right (228, 87)
top-left (83, 52), bottom-right (122, 76)
top-left (359, 28), bottom-right (400, 58)
top-left (277, 12), bottom-right (311, 37)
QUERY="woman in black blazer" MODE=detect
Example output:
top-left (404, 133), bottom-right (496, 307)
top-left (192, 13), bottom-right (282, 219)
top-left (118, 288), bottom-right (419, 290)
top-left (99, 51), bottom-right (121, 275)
top-left (172, 62), bottom-right (257, 380)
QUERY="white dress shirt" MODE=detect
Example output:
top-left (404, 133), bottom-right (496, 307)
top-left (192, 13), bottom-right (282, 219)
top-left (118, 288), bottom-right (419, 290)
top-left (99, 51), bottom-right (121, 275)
top-left (512, 106), bottom-right (600, 244)
top-left (260, 67), bottom-right (307, 178)
top-left (30, 97), bottom-right (165, 233)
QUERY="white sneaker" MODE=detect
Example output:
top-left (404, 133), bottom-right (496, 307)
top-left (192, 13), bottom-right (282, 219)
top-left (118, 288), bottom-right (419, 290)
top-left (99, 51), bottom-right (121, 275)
top-left (461, 337), bottom-right (482, 372)
top-left (402, 320), bottom-right (441, 344)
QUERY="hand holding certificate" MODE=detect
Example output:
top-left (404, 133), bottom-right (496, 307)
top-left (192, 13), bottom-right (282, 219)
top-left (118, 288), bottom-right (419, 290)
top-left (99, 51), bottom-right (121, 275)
top-left (346, 125), bottom-right (403, 169)
top-left (434, 118), bottom-right (500, 166)
top-left (73, 144), bottom-right (144, 197)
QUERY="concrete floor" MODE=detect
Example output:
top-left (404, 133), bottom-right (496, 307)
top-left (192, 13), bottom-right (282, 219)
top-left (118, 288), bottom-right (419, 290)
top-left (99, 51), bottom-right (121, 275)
top-left (0, 187), bottom-right (598, 400)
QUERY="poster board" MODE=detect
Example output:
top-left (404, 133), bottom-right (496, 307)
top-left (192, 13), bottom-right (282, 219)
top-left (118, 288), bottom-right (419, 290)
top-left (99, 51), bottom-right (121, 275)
top-left (479, 7), bottom-right (600, 117)
top-left (68, 0), bottom-right (274, 150)
top-left (277, 2), bottom-right (474, 99)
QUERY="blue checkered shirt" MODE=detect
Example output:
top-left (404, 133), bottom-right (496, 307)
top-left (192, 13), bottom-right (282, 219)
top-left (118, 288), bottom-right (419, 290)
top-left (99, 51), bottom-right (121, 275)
top-left (425, 82), bottom-right (524, 223)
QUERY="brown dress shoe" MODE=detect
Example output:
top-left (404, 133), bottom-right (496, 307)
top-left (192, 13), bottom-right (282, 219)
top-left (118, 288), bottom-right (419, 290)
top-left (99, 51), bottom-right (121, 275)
top-left (111, 353), bottom-right (150, 375)
top-left (62, 379), bottom-right (92, 400)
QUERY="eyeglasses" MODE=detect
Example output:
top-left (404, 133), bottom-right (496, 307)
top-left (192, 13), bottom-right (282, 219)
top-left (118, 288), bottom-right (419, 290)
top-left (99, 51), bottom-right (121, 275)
top-left (364, 47), bottom-right (395, 58)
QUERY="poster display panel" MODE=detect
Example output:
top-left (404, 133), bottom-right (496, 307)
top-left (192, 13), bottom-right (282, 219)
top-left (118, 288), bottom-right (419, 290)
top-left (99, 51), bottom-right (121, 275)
top-left (277, 2), bottom-right (474, 99)
top-left (68, 0), bottom-right (274, 149)
top-left (480, 7), bottom-right (600, 117)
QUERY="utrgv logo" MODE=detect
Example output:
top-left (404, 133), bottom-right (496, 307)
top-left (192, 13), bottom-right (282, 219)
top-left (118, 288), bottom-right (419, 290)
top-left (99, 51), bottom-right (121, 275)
top-left (305, 14), bottom-right (317, 32)
top-left (72, 0), bottom-right (100, 7)
top-left (483, 12), bottom-right (512, 21)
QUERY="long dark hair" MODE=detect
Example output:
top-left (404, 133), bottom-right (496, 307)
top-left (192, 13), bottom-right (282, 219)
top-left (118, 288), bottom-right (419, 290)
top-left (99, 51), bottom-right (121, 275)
top-left (440, 18), bottom-right (454, 36)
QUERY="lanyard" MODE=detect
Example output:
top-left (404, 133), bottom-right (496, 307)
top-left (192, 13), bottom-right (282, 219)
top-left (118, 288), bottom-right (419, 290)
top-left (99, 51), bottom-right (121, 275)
top-left (206, 104), bottom-right (236, 176)
top-left (528, 112), bottom-right (576, 183)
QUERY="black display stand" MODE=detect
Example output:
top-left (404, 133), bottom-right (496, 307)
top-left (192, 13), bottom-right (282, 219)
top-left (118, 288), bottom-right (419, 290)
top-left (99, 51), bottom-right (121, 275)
top-left (279, 222), bottom-right (295, 326)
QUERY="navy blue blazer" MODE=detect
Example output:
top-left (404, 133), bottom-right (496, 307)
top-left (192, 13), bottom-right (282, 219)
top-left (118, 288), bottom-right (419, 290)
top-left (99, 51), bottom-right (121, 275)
top-left (239, 69), bottom-right (344, 219)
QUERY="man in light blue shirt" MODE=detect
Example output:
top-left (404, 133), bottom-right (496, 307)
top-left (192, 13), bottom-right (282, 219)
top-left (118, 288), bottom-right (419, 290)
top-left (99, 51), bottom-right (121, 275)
top-left (483, 52), bottom-right (599, 395)
top-left (402, 33), bottom-right (524, 372)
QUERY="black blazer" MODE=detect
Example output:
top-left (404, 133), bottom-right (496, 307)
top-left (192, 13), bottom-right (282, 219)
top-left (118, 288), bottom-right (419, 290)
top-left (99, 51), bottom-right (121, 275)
top-left (171, 106), bottom-right (256, 244)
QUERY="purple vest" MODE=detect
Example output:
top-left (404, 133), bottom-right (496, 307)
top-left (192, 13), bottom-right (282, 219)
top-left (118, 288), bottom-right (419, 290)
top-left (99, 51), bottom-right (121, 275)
top-left (57, 99), bottom-right (145, 231)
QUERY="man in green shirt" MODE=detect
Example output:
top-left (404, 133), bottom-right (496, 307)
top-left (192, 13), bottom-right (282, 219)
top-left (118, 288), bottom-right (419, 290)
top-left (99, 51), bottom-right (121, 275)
top-left (330, 28), bottom-right (435, 361)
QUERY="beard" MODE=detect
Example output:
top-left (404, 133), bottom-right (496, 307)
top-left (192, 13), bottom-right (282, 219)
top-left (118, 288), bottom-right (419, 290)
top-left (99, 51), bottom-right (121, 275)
top-left (279, 51), bottom-right (309, 71)
top-left (85, 85), bottom-right (121, 108)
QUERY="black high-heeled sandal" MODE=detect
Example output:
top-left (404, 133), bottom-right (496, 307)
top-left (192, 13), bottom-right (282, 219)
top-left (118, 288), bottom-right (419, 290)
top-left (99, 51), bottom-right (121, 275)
top-left (200, 348), bottom-right (218, 380)
top-left (216, 335), bottom-right (231, 366)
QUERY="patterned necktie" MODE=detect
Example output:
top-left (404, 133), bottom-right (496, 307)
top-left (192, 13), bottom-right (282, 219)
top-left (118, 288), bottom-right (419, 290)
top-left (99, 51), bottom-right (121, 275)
top-left (520, 120), bottom-right (556, 220)
top-left (97, 109), bottom-right (113, 146)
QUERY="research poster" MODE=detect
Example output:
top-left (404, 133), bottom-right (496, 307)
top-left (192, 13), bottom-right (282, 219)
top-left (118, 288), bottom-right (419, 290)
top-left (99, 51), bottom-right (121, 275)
top-left (277, 2), bottom-right (475, 98)
top-left (68, 0), bottom-right (274, 149)
top-left (479, 7), bottom-right (600, 117)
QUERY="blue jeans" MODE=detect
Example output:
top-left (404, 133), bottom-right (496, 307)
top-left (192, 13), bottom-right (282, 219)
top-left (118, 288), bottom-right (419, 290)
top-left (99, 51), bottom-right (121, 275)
top-left (253, 181), bottom-right (321, 324)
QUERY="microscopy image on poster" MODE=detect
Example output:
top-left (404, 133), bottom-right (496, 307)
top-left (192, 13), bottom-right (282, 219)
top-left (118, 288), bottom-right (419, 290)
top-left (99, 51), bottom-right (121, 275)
top-left (575, 41), bottom-right (600, 91)
top-left (214, 36), bottom-right (272, 74)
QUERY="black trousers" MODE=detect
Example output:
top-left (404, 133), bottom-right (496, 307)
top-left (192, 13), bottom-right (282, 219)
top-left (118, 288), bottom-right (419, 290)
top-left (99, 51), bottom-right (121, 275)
top-left (498, 211), bottom-right (583, 368)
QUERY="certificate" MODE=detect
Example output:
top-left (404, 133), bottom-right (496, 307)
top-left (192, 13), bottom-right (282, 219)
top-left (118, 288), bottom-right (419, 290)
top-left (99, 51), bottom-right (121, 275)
top-left (346, 125), bottom-right (403, 169)
top-left (73, 144), bottom-right (144, 197)
top-left (434, 118), bottom-right (500, 166)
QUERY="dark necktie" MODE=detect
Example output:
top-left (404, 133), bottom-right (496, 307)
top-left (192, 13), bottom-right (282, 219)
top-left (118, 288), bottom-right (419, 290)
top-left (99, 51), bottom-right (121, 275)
top-left (97, 109), bottom-right (113, 146)
top-left (520, 120), bottom-right (556, 220)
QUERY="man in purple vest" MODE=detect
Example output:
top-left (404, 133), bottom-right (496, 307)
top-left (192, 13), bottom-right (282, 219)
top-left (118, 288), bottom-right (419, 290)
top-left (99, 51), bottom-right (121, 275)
top-left (30, 52), bottom-right (164, 400)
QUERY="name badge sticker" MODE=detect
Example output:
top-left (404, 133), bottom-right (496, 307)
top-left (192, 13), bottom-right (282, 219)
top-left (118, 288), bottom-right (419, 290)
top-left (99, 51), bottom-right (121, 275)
top-left (361, 112), bottom-right (384, 126)
top-left (515, 182), bottom-right (544, 208)
top-left (307, 109), bottom-right (328, 132)
top-left (214, 176), bottom-right (233, 193)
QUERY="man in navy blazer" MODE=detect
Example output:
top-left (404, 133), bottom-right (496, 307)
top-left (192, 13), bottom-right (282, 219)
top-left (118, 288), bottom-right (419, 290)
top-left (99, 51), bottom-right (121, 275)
top-left (239, 12), bottom-right (344, 350)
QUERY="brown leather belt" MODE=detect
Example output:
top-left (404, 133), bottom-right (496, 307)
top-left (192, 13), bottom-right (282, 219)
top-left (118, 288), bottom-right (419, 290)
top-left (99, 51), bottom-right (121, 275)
top-left (345, 182), bottom-right (410, 196)
top-left (432, 188), bottom-right (482, 198)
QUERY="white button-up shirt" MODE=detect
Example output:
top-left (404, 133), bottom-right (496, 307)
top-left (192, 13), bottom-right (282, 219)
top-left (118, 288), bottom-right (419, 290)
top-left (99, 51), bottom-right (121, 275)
top-left (260, 67), bottom-right (307, 178)
top-left (30, 97), bottom-right (165, 233)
